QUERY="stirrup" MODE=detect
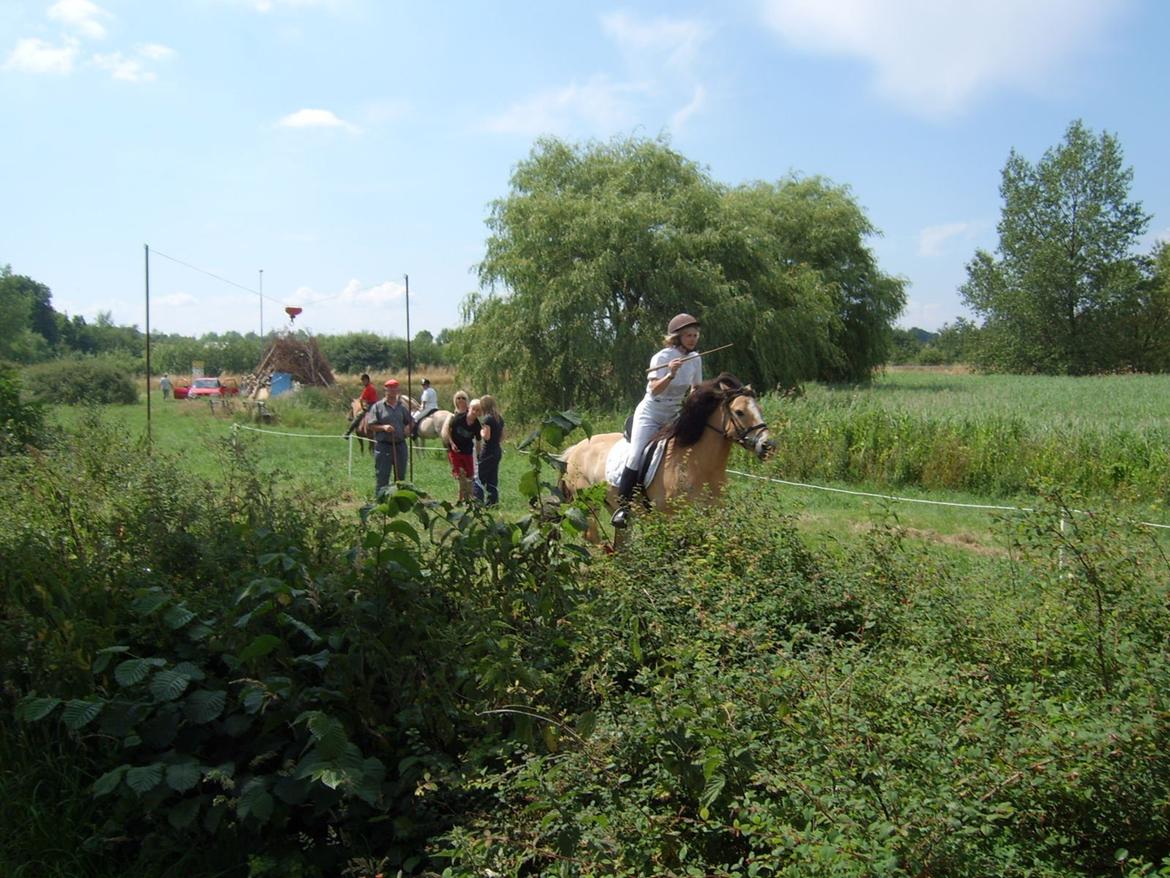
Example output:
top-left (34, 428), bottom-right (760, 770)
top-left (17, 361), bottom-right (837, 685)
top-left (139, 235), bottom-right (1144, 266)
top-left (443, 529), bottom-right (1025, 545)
top-left (611, 506), bottom-right (631, 528)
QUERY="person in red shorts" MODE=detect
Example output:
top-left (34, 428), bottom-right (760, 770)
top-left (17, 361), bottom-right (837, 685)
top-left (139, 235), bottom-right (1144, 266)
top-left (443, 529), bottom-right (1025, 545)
top-left (442, 390), bottom-right (480, 503)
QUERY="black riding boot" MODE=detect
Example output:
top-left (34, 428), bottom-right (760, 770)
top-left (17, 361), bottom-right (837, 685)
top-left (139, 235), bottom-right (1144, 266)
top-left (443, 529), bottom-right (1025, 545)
top-left (610, 466), bottom-right (639, 528)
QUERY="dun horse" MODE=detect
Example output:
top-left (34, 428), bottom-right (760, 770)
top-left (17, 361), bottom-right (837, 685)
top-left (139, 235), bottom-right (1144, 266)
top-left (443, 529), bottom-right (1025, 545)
top-left (412, 409), bottom-right (452, 446)
top-left (561, 373), bottom-right (775, 540)
top-left (347, 398), bottom-right (376, 455)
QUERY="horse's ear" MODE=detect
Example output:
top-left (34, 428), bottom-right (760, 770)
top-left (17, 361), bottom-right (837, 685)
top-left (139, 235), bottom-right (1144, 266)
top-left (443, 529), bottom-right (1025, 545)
top-left (744, 384), bottom-right (753, 393)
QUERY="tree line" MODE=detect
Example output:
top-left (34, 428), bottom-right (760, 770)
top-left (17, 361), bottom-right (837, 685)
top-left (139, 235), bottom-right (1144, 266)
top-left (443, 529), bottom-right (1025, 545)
top-left (0, 265), bottom-right (453, 376)
top-left (6, 122), bottom-right (1166, 410)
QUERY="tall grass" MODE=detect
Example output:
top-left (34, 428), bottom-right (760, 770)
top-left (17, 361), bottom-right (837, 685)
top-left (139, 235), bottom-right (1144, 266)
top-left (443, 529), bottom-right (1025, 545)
top-left (760, 371), bottom-right (1170, 506)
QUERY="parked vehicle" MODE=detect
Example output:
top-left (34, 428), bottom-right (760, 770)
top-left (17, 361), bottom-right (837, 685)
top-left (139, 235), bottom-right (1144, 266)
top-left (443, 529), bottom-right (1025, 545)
top-left (187, 377), bottom-right (240, 399)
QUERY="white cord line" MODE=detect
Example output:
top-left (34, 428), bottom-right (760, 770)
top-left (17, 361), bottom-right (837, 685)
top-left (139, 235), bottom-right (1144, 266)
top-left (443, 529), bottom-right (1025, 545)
top-left (227, 428), bottom-right (1170, 531)
top-left (233, 423), bottom-right (445, 450)
top-left (727, 468), bottom-right (1170, 530)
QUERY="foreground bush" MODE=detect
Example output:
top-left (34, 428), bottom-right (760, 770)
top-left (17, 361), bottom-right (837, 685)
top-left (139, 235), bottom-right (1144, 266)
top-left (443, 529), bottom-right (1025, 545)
top-left (22, 356), bottom-right (138, 405)
top-left (4, 413), bottom-right (1170, 876)
top-left (438, 498), bottom-right (1170, 877)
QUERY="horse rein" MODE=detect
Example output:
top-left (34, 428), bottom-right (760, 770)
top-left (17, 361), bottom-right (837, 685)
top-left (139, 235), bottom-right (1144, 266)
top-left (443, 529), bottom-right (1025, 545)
top-left (708, 389), bottom-right (769, 451)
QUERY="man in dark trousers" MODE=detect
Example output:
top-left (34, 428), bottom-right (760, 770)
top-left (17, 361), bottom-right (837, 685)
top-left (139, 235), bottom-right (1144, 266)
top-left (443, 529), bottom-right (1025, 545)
top-left (366, 379), bottom-right (414, 494)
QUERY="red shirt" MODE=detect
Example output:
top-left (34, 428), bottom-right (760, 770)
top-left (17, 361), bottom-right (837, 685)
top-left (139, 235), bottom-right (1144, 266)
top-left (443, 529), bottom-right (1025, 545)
top-left (360, 383), bottom-right (378, 406)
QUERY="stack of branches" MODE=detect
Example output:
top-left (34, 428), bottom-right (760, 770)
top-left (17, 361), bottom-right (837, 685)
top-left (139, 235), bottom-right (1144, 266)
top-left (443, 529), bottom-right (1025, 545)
top-left (243, 335), bottom-right (335, 398)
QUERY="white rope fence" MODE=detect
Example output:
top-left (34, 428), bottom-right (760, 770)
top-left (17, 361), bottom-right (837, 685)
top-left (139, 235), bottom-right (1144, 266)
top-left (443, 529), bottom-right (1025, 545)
top-left (231, 422), bottom-right (444, 479)
top-left (227, 424), bottom-right (1170, 532)
top-left (727, 468), bottom-right (1170, 531)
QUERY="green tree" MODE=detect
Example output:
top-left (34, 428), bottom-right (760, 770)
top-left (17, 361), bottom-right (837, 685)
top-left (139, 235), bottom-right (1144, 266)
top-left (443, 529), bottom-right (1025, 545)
top-left (0, 267), bottom-right (58, 363)
top-left (961, 120), bottom-right (1150, 373)
top-left (462, 137), bottom-right (903, 417)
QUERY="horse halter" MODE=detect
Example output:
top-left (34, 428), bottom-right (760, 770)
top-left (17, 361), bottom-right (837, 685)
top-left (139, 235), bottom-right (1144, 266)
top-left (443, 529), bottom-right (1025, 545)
top-left (712, 388), bottom-right (771, 453)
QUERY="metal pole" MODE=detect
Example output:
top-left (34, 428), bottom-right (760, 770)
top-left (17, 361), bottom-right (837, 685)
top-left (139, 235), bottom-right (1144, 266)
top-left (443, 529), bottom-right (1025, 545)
top-left (405, 273), bottom-right (413, 482)
top-left (259, 269), bottom-right (264, 338)
top-left (145, 243), bottom-right (152, 451)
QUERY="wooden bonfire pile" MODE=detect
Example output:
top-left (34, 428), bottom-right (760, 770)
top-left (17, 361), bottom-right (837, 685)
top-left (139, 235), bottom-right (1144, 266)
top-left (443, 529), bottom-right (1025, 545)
top-left (243, 335), bottom-right (335, 399)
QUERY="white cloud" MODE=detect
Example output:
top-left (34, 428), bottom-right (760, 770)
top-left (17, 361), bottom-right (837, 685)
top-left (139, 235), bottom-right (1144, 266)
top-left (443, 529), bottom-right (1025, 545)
top-left (278, 108), bottom-right (360, 133)
top-left (48, 0), bottom-right (110, 40)
top-left (4, 37), bottom-right (78, 75)
top-left (242, 0), bottom-right (340, 12)
top-left (601, 11), bottom-right (709, 71)
top-left (758, 0), bottom-right (1123, 117)
top-left (291, 279), bottom-right (406, 308)
top-left (918, 221), bottom-right (974, 257)
top-left (486, 11), bottom-right (711, 137)
top-left (158, 292), bottom-right (197, 307)
top-left (484, 75), bottom-right (648, 137)
top-left (93, 51), bottom-right (152, 82)
top-left (670, 84), bottom-right (707, 132)
top-left (139, 43), bottom-right (175, 61)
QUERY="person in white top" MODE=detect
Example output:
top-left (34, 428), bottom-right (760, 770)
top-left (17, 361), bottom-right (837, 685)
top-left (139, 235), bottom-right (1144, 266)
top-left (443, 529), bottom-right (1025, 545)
top-left (415, 377), bottom-right (439, 421)
top-left (611, 313), bottom-right (703, 527)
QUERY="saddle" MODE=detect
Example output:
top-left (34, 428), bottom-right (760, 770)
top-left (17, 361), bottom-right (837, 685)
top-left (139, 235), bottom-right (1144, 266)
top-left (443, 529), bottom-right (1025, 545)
top-left (619, 413), bottom-right (671, 488)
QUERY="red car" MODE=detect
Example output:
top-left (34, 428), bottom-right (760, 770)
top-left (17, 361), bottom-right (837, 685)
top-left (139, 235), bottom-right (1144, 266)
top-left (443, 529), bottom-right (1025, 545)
top-left (187, 377), bottom-right (240, 399)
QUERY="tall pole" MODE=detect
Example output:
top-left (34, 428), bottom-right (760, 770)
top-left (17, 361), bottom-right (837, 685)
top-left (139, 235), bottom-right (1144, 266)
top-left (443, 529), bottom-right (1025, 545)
top-left (145, 243), bottom-right (152, 451)
top-left (405, 273), bottom-right (413, 482)
top-left (259, 269), bottom-right (264, 338)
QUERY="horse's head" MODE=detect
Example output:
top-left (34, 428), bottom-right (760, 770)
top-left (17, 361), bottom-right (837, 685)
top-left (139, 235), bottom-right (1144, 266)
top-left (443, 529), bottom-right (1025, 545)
top-left (721, 385), bottom-right (775, 461)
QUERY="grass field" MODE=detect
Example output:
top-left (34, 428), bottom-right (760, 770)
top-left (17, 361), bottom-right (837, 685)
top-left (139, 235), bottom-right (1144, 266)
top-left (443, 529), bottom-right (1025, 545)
top-left (52, 367), bottom-right (1170, 558)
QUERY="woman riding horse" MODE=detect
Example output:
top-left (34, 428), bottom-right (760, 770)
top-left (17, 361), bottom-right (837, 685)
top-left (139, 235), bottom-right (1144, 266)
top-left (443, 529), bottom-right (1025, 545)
top-left (612, 312), bottom-right (704, 527)
top-left (562, 373), bottom-right (775, 540)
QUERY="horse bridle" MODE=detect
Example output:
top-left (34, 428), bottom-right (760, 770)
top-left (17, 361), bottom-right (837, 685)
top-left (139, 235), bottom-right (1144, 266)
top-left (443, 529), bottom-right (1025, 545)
top-left (709, 388), bottom-right (770, 451)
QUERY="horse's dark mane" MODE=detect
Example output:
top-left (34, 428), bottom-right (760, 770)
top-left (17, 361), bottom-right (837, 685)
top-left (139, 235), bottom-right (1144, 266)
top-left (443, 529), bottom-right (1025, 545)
top-left (650, 372), bottom-right (745, 448)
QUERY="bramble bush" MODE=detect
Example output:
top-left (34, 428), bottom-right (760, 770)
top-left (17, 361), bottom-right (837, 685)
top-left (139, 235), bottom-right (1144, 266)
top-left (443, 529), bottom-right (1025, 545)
top-left (4, 409), bottom-right (1170, 876)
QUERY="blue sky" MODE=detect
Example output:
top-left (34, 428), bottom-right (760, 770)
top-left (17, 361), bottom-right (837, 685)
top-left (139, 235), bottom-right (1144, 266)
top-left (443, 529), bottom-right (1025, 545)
top-left (2, 0), bottom-right (1168, 339)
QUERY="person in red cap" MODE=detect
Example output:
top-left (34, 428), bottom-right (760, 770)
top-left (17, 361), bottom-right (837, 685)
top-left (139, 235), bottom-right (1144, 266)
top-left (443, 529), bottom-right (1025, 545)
top-left (611, 313), bottom-right (702, 527)
top-left (366, 378), bottom-right (414, 493)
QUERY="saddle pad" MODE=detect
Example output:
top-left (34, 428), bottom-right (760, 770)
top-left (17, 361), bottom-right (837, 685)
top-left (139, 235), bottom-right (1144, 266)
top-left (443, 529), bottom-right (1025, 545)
top-left (605, 438), bottom-right (666, 489)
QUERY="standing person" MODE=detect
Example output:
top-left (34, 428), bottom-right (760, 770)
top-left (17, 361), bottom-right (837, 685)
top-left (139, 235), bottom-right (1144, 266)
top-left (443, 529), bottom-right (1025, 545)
top-left (474, 394), bottom-right (505, 506)
top-left (345, 373), bottom-right (379, 437)
top-left (442, 391), bottom-right (480, 502)
top-left (159, 373), bottom-right (173, 400)
top-left (367, 379), bottom-right (414, 494)
top-left (611, 313), bottom-right (703, 527)
top-left (414, 377), bottom-right (439, 422)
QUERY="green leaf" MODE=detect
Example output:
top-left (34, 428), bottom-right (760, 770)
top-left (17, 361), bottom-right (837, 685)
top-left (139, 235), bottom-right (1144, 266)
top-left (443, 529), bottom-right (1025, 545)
top-left (149, 669), bottom-right (191, 702)
top-left (166, 762), bottom-right (202, 792)
top-left (518, 469), bottom-right (539, 499)
top-left (237, 780), bottom-right (274, 823)
top-left (184, 690), bottom-right (227, 724)
top-left (115, 657), bottom-right (166, 688)
top-left (131, 590), bottom-right (169, 616)
top-left (279, 612), bottom-right (321, 644)
top-left (126, 763), bottom-right (164, 796)
top-left (238, 634), bottom-right (282, 664)
top-left (564, 507), bottom-right (589, 532)
top-left (62, 699), bottom-right (103, 730)
top-left (303, 711), bottom-right (348, 760)
top-left (384, 518), bottom-right (420, 544)
top-left (294, 649), bottom-right (331, 671)
top-left (92, 765), bottom-right (128, 797)
top-left (171, 661), bottom-right (206, 682)
top-left (92, 645), bottom-right (130, 674)
top-left (16, 696), bottom-right (61, 723)
top-left (163, 604), bottom-right (196, 630)
top-left (168, 796), bottom-right (202, 829)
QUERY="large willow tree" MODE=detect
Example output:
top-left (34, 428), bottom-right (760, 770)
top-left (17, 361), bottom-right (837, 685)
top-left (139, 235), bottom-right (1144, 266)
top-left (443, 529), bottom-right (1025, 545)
top-left (460, 136), bottom-right (905, 417)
